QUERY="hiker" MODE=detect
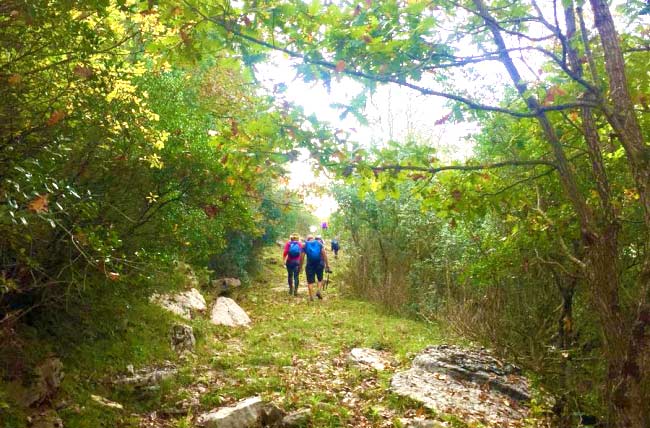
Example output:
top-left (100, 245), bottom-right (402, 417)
top-left (282, 233), bottom-right (304, 296)
top-left (303, 234), bottom-right (330, 301)
top-left (331, 237), bottom-right (340, 258)
top-left (315, 235), bottom-right (324, 244)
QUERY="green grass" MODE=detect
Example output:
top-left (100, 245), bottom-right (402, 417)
top-left (1, 247), bottom-right (449, 427)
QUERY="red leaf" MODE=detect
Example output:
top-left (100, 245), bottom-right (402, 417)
top-left (335, 60), bottom-right (346, 73)
top-left (46, 110), bottom-right (66, 126)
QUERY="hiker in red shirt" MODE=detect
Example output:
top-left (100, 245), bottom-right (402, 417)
top-left (283, 233), bottom-right (304, 296)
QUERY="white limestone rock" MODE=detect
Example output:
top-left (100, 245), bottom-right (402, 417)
top-left (391, 345), bottom-right (532, 428)
top-left (150, 288), bottom-right (206, 319)
top-left (210, 297), bottom-right (251, 327)
top-left (348, 348), bottom-right (390, 371)
top-left (196, 396), bottom-right (263, 428)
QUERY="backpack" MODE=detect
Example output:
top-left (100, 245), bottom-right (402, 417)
top-left (288, 241), bottom-right (301, 257)
top-left (304, 240), bottom-right (322, 263)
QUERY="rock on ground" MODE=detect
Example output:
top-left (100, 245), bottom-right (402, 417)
top-left (348, 348), bottom-right (391, 371)
top-left (91, 394), bottom-right (123, 410)
top-left (399, 418), bottom-right (445, 428)
top-left (113, 362), bottom-right (177, 388)
top-left (150, 288), bottom-right (206, 319)
top-left (196, 396), bottom-right (263, 428)
top-left (391, 344), bottom-right (531, 427)
top-left (281, 408), bottom-right (311, 427)
top-left (210, 297), bottom-right (251, 327)
top-left (170, 323), bottom-right (195, 353)
top-left (211, 278), bottom-right (242, 295)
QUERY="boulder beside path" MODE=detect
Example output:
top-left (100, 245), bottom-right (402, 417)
top-left (391, 345), bottom-right (533, 427)
top-left (210, 297), bottom-right (251, 327)
top-left (150, 288), bottom-right (206, 320)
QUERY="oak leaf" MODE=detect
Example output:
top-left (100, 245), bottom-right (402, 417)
top-left (28, 194), bottom-right (49, 213)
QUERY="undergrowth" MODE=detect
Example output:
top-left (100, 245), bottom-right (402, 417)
top-left (1, 247), bottom-right (446, 427)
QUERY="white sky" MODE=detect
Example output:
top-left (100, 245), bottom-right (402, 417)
top-left (253, 1), bottom-right (637, 220)
top-left (256, 54), bottom-right (479, 220)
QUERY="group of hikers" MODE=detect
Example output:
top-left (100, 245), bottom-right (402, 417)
top-left (282, 233), bottom-right (340, 301)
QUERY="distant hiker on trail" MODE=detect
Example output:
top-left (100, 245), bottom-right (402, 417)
top-left (331, 238), bottom-right (340, 259)
top-left (283, 233), bottom-right (304, 296)
top-left (303, 234), bottom-right (330, 301)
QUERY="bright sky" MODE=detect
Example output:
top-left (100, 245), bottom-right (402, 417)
top-left (256, 54), bottom-right (478, 221)
top-left (254, 1), bottom-right (636, 221)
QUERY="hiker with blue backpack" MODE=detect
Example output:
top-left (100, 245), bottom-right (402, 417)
top-left (331, 238), bottom-right (340, 259)
top-left (303, 234), bottom-right (331, 301)
top-left (283, 233), bottom-right (304, 296)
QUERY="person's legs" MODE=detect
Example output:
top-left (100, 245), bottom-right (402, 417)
top-left (315, 265), bottom-right (324, 299)
top-left (286, 263), bottom-right (294, 295)
top-left (292, 265), bottom-right (300, 295)
top-left (287, 262), bottom-right (299, 295)
top-left (305, 264), bottom-right (316, 300)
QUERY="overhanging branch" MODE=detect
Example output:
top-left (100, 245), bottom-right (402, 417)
top-left (370, 159), bottom-right (556, 175)
top-left (182, 1), bottom-right (597, 119)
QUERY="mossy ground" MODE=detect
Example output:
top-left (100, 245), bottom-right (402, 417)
top-left (1, 248), bottom-right (448, 427)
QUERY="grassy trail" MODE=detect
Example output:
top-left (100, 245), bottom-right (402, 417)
top-left (193, 247), bottom-right (445, 427)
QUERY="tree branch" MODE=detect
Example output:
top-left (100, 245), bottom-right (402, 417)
top-left (182, 1), bottom-right (597, 118)
top-left (370, 159), bottom-right (556, 175)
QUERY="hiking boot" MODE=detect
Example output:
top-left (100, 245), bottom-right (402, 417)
top-left (288, 285), bottom-right (294, 295)
top-left (309, 296), bottom-right (314, 302)
top-left (316, 291), bottom-right (323, 300)
top-left (293, 287), bottom-right (299, 296)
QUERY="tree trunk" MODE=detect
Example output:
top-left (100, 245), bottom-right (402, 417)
top-left (474, 1), bottom-right (647, 425)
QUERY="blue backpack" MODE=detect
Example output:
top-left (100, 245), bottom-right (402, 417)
top-left (304, 240), bottom-right (322, 263)
top-left (288, 241), bottom-right (301, 257)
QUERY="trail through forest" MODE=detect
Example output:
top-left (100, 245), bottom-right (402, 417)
top-left (2, 246), bottom-right (547, 428)
top-left (95, 247), bottom-right (544, 428)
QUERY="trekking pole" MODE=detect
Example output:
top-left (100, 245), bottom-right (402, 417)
top-left (324, 270), bottom-right (330, 290)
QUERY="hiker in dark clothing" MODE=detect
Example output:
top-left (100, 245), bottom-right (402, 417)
top-left (283, 233), bottom-right (304, 296)
top-left (303, 234), bottom-right (330, 301)
top-left (331, 238), bottom-right (340, 258)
